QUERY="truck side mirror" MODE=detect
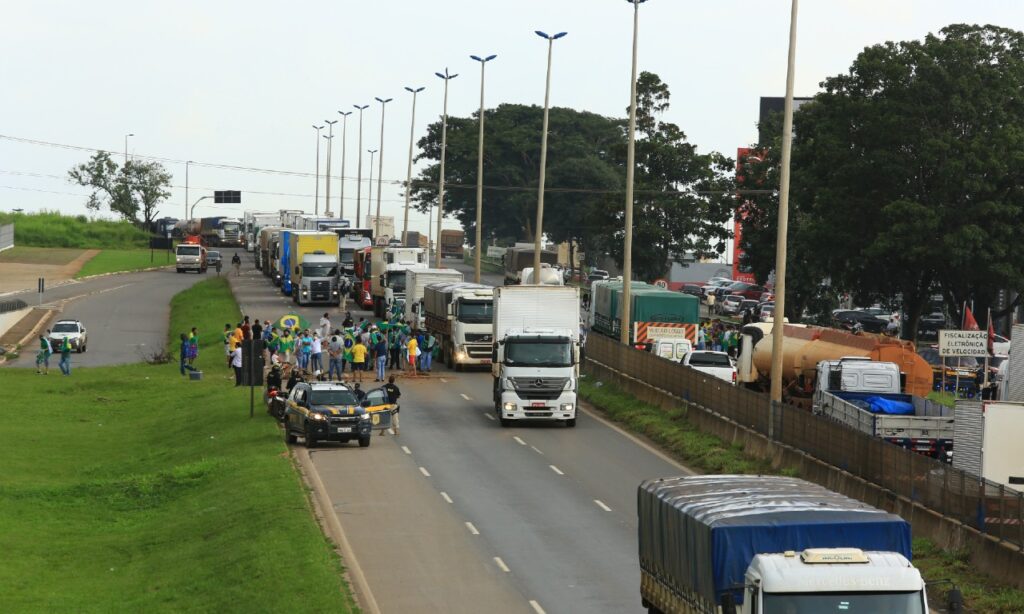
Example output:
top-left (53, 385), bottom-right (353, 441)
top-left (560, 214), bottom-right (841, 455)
top-left (720, 593), bottom-right (737, 614)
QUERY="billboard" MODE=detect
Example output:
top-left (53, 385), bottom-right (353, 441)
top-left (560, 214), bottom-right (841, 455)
top-left (732, 147), bottom-right (757, 284)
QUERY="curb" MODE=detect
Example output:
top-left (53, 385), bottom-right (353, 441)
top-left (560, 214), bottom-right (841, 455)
top-left (293, 446), bottom-right (381, 614)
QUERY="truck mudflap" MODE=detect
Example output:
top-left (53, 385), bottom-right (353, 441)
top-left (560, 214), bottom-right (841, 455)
top-left (641, 569), bottom-right (716, 614)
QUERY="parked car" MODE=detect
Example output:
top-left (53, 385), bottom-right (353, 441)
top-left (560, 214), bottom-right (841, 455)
top-left (587, 269), bottom-right (610, 282)
top-left (680, 350), bottom-right (737, 384)
top-left (758, 302), bottom-right (776, 322)
top-left (680, 284), bottom-right (704, 298)
top-left (737, 299), bottom-right (760, 318)
top-left (917, 312), bottom-right (948, 338)
top-left (758, 291), bottom-right (775, 303)
top-left (717, 294), bottom-right (745, 316)
top-left (702, 279), bottom-right (734, 298)
top-left (832, 310), bottom-right (887, 333)
top-left (207, 250), bottom-right (223, 267)
top-left (714, 281), bottom-right (766, 301)
top-left (49, 319), bottom-right (88, 353)
top-left (282, 382), bottom-right (373, 448)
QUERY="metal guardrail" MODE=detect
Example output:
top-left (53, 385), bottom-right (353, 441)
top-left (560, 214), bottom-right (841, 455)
top-left (586, 333), bottom-right (1024, 549)
top-left (0, 298), bottom-right (28, 315)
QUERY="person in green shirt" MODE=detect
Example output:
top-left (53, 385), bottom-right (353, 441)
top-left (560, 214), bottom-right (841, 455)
top-left (58, 336), bottom-right (72, 376)
top-left (35, 334), bottom-right (52, 375)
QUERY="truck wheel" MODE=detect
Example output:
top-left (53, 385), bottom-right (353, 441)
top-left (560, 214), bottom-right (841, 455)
top-left (176, 268), bottom-right (183, 273)
top-left (284, 425), bottom-right (297, 444)
top-left (445, 344), bottom-right (454, 369)
top-left (358, 436), bottom-right (371, 448)
top-left (566, 418), bottom-right (577, 428)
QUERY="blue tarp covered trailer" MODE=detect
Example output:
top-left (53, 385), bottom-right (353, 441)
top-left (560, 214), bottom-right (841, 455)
top-left (637, 475), bottom-right (912, 608)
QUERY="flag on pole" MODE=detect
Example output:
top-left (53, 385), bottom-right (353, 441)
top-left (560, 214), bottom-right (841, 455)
top-left (963, 305), bottom-right (979, 331)
top-left (987, 309), bottom-right (995, 355)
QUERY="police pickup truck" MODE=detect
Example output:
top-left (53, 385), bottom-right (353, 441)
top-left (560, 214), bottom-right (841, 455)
top-left (283, 382), bottom-right (373, 448)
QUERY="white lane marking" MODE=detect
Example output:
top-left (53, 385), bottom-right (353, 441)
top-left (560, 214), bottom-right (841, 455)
top-left (594, 499), bottom-right (612, 512)
top-left (401, 446), bottom-right (411, 455)
top-left (493, 557), bottom-right (510, 573)
top-left (419, 466), bottom-right (431, 477)
top-left (483, 413), bottom-right (496, 421)
top-left (440, 491), bottom-right (453, 504)
top-left (460, 393), bottom-right (471, 401)
top-left (513, 436), bottom-right (527, 446)
top-left (529, 600), bottom-right (546, 614)
top-left (440, 378), bottom-right (448, 383)
top-left (531, 446), bottom-right (544, 455)
top-left (465, 522), bottom-right (480, 535)
top-left (549, 465), bottom-right (564, 476)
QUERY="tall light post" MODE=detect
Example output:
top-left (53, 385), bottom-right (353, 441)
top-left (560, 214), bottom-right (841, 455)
top-left (532, 30), bottom-right (567, 279)
top-left (312, 124), bottom-right (324, 214)
top-left (768, 0), bottom-right (800, 433)
top-left (402, 86), bottom-right (425, 244)
top-left (353, 104), bottom-right (370, 226)
top-left (338, 111), bottom-right (352, 221)
top-left (471, 54), bottom-right (497, 284)
top-left (435, 68), bottom-right (458, 268)
top-left (185, 160), bottom-right (192, 220)
top-left (374, 96), bottom-right (393, 238)
top-left (323, 119), bottom-right (338, 217)
top-left (123, 133), bottom-right (134, 164)
top-left (620, 0), bottom-right (647, 344)
top-left (366, 149), bottom-right (378, 214)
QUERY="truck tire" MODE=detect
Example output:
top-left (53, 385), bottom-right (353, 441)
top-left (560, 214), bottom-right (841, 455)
top-left (445, 343), bottom-right (454, 369)
top-left (566, 418), bottom-right (577, 428)
top-left (358, 436), bottom-right (371, 448)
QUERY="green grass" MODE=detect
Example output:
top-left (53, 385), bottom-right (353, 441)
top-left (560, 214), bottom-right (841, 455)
top-left (0, 277), bottom-right (357, 613)
top-left (75, 248), bottom-right (174, 278)
top-left (580, 375), bottom-right (1024, 612)
top-left (0, 245), bottom-right (86, 265)
top-left (0, 211), bottom-right (151, 249)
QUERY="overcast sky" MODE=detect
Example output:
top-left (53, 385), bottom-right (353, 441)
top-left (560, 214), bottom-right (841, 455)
top-left (3, 1), bottom-right (1021, 239)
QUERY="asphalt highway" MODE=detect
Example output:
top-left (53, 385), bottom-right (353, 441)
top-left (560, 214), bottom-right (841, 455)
top-left (7, 267), bottom-right (208, 367)
top-left (230, 251), bottom-right (693, 613)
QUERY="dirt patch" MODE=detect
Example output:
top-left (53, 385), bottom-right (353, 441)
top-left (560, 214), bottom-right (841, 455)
top-left (0, 249), bottom-right (99, 295)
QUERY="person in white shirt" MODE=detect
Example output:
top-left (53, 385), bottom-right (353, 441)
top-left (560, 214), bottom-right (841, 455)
top-left (231, 346), bottom-right (243, 386)
top-left (319, 313), bottom-right (331, 339)
top-left (310, 333), bottom-right (323, 374)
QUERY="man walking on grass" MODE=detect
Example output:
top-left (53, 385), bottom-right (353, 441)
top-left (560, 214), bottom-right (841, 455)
top-left (35, 334), bottom-right (52, 375)
top-left (58, 336), bottom-right (72, 376)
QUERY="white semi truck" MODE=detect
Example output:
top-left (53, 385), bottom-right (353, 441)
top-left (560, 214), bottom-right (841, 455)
top-left (403, 268), bottom-right (465, 327)
top-left (423, 282), bottom-right (494, 370)
top-left (492, 285), bottom-right (581, 427)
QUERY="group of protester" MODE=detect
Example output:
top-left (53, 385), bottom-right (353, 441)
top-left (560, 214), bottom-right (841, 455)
top-left (696, 319), bottom-right (741, 358)
top-left (34, 329), bottom-right (73, 376)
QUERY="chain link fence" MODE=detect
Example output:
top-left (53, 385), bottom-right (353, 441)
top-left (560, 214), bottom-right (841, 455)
top-left (586, 333), bottom-right (1024, 549)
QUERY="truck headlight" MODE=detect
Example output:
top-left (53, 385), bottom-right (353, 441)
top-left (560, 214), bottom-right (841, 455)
top-left (503, 402), bottom-right (516, 411)
top-left (561, 403), bottom-right (574, 411)
top-left (456, 350), bottom-right (467, 361)
top-left (302, 290), bottom-right (308, 296)
top-left (333, 291), bottom-right (338, 295)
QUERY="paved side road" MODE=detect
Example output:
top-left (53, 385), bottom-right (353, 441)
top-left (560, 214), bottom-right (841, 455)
top-left (6, 268), bottom-right (209, 367)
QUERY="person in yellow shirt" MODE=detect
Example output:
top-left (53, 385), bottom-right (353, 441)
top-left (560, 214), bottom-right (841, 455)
top-left (350, 338), bottom-right (368, 382)
top-left (406, 335), bottom-right (419, 377)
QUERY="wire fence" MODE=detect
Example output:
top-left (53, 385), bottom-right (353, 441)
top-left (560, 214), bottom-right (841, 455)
top-left (586, 333), bottom-right (1024, 549)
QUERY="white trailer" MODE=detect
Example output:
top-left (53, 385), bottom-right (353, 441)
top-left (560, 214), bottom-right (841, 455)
top-left (403, 268), bottom-right (465, 326)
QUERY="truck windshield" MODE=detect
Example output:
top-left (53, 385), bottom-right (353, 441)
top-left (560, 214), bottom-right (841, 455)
top-left (505, 340), bottom-right (572, 367)
top-left (458, 301), bottom-right (493, 324)
top-left (310, 390), bottom-right (359, 406)
top-left (388, 271), bottom-right (407, 293)
top-left (302, 264), bottom-right (337, 277)
top-left (177, 246), bottom-right (200, 256)
top-left (222, 222), bottom-right (240, 232)
top-left (763, 591), bottom-right (924, 614)
top-left (340, 251), bottom-right (354, 265)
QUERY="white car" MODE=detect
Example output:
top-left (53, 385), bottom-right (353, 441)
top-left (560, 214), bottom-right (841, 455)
top-left (991, 333), bottom-right (1010, 356)
top-left (681, 350), bottom-right (736, 384)
top-left (49, 319), bottom-right (88, 353)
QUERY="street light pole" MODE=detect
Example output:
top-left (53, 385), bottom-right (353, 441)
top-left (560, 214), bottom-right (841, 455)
top-left (124, 133), bottom-right (134, 164)
top-left (374, 97), bottom-right (393, 238)
top-left (354, 104), bottom-right (370, 227)
top-left (435, 68), bottom-right (458, 268)
top-left (402, 86), bottom-right (425, 245)
top-left (312, 124), bottom-right (324, 214)
top-left (367, 149), bottom-right (378, 215)
top-left (621, 0), bottom-right (647, 344)
top-left (532, 31), bottom-right (567, 280)
top-left (338, 111), bottom-right (352, 221)
top-left (185, 160), bottom-right (192, 221)
top-left (471, 54), bottom-right (497, 284)
top-left (324, 119), bottom-right (338, 216)
top-left (768, 0), bottom-right (800, 430)
top-left (190, 195), bottom-right (212, 219)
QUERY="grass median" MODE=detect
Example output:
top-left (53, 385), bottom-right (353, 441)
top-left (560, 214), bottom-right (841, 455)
top-left (0, 277), bottom-right (358, 613)
top-left (579, 374), bottom-right (1024, 613)
top-left (75, 248), bottom-right (174, 278)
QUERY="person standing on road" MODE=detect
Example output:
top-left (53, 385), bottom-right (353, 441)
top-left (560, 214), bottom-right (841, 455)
top-left (241, 316), bottom-right (252, 340)
top-left (388, 326), bottom-right (402, 371)
top-left (279, 329), bottom-right (295, 365)
top-left (350, 336), bottom-right (367, 382)
top-left (406, 334), bottom-right (419, 377)
top-left (310, 332), bottom-right (323, 374)
top-left (35, 334), bottom-right (52, 375)
top-left (421, 332), bottom-right (435, 373)
top-left (58, 336), bottom-right (72, 376)
top-left (319, 312), bottom-right (331, 339)
top-left (231, 344), bottom-right (243, 385)
top-left (327, 335), bottom-right (344, 380)
top-left (342, 311), bottom-right (354, 328)
top-left (373, 333), bottom-right (388, 382)
top-left (231, 252), bottom-right (241, 276)
top-left (382, 375), bottom-right (401, 437)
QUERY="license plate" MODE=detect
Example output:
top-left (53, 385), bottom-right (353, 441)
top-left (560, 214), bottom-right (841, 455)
top-left (336, 427), bottom-right (352, 433)
top-left (531, 402), bottom-right (547, 407)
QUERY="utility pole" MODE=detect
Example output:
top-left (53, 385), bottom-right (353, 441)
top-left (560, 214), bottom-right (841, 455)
top-left (312, 124), bottom-right (324, 214)
top-left (323, 119), bottom-right (338, 216)
top-left (471, 54), bottom-right (497, 284)
top-left (435, 68), bottom-right (458, 268)
top-left (532, 31), bottom-right (567, 279)
top-left (374, 97), bottom-right (393, 238)
top-left (338, 111), bottom-right (352, 221)
top-left (354, 104), bottom-right (370, 226)
top-left (621, 0), bottom-right (647, 344)
top-left (402, 86), bottom-right (425, 244)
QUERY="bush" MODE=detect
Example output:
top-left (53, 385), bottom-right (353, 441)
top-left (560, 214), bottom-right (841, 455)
top-left (0, 211), bottom-right (151, 249)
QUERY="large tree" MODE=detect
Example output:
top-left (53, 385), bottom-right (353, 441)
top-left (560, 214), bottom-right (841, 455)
top-left (69, 152), bottom-right (173, 228)
top-left (739, 24), bottom-right (1024, 336)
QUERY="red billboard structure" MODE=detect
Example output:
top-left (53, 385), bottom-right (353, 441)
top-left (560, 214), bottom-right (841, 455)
top-left (732, 147), bottom-right (761, 284)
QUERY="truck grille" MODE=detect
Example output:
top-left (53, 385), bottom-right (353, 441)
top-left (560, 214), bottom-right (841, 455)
top-left (466, 344), bottom-right (491, 359)
top-left (311, 280), bottom-right (330, 292)
top-left (465, 332), bottom-right (492, 343)
top-left (511, 377), bottom-right (569, 401)
top-left (328, 416), bottom-right (361, 425)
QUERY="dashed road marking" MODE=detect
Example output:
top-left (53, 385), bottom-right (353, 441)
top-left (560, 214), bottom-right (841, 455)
top-left (419, 466), bottom-right (431, 477)
top-left (483, 413), bottom-right (496, 421)
top-left (465, 522), bottom-right (480, 535)
top-left (401, 446), bottom-right (411, 455)
top-left (531, 446), bottom-right (544, 455)
top-left (440, 491), bottom-right (453, 504)
top-left (440, 378), bottom-right (448, 383)
top-left (529, 600), bottom-right (546, 614)
top-left (549, 465), bottom-right (564, 476)
top-left (513, 436), bottom-right (527, 446)
top-left (460, 393), bottom-right (471, 401)
top-left (494, 557), bottom-right (510, 572)
top-left (594, 499), bottom-right (612, 512)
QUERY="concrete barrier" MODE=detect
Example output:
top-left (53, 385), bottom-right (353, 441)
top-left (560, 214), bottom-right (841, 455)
top-left (584, 358), bottom-right (1024, 589)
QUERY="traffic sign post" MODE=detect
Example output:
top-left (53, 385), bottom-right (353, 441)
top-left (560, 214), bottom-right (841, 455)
top-left (938, 330), bottom-right (988, 398)
top-left (37, 277), bottom-right (44, 305)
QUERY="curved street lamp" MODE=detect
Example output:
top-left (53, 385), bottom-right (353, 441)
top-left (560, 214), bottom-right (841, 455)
top-left (470, 54), bottom-right (497, 283)
top-left (532, 31), bottom-right (567, 279)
